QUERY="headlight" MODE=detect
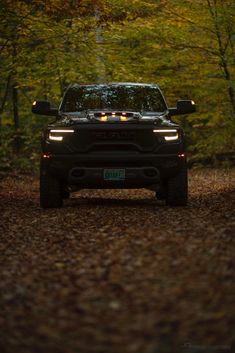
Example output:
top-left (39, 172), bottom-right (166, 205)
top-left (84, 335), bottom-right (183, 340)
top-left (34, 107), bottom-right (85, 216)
top-left (153, 129), bottom-right (179, 141)
top-left (48, 129), bottom-right (74, 141)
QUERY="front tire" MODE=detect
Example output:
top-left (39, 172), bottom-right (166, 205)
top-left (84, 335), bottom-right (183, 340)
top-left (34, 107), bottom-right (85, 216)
top-left (40, 171), bottom-right (63, 208)
top-left (62, 184), bottom-right (70, 199)
top-left (166, 163), bottom-right (188, 206)
top-left (155, 188), bottom-right (166, 200)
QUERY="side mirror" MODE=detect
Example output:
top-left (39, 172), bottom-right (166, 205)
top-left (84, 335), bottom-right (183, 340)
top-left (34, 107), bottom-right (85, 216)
top-left (169, 100), bottom-right (196, 116)
top-left (31, 100), bottom-right (58, 116)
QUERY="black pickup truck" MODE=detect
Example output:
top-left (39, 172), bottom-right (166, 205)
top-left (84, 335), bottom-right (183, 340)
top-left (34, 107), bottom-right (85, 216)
top-left (32, 83), bottom-right (196, 208)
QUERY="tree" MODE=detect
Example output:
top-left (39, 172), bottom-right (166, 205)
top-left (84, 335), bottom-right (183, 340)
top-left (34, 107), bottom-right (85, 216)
top-left (0, 0), bottom-right (234, 170)
top-left (99, 0), bottom-right (235, 157)
top-left (0, 0), bottom-right (107, 153)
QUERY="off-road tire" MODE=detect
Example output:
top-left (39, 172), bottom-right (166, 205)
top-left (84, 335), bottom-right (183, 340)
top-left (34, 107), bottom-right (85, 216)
top-left (62, 185), bottom-right (70, 199)
top-left (155, 189), bottom-right (166, 200)
top-left (40, 171), bottom-right (63, 208)
top-left (156, 181), bottom-right (167, 200)
top-left (166, 163), bottom-right (188, 206)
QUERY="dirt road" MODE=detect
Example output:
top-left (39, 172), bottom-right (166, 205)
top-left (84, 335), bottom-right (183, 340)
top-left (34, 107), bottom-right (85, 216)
top-left (0, 168), bottom-right (235, 353)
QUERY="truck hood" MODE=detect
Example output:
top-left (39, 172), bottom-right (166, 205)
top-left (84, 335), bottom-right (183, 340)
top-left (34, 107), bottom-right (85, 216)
top-left (56, 110), bottom-right (178, 128)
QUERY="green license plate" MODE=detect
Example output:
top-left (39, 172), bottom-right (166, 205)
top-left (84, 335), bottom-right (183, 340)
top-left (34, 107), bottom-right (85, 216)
top-left (104, 169), bottom-right (125, 181)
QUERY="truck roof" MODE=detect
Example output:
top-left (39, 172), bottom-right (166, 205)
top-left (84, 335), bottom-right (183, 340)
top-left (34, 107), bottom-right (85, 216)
top-left (69, 82), bottom-right (160, 88)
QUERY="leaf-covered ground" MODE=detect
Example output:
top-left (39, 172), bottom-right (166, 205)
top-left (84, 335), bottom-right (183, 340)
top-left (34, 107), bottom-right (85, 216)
top-left (0, 168), bottom-right (235, 353)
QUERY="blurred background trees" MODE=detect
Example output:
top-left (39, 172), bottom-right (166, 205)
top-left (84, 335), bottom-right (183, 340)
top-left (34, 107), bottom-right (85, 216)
top-left (0, 0), bottom-right (234, 173)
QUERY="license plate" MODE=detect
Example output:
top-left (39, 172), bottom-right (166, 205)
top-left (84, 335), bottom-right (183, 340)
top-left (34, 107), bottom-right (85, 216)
top-left (104, 169), bottom-right (125, 181)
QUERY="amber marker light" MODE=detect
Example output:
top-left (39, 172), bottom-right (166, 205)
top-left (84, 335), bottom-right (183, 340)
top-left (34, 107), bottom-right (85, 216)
top-left (120, 116), bottom-right (127, 121)
top-left (100, 116), bottom-right (108, 122)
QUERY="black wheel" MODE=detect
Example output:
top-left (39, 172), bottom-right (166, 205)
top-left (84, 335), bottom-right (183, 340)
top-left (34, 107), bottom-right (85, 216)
top-left (166, 163), bottom-right (188, 206)
top-left (62, 184), bottom-right (70, 199)
top-left (40, 171), bottom-right (63, 208)
top-left (155, 188), bottom-right (166, 200)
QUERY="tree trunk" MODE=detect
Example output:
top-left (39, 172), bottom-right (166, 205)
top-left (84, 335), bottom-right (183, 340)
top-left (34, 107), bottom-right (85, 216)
top-left (11, 40), bottom-right (20, 152)
top-left (95, 9), bottom-right (106, 83)
top-left (206, 0), bottom-right (235, 114)
top-left (219, 58), bottom-right (235, 114)
top-left (12, 81), bottom-right (20, 152)
top-left (0, 74), bottom-right (11, 128)
top-left (55, 56), bottom-right (64, 97)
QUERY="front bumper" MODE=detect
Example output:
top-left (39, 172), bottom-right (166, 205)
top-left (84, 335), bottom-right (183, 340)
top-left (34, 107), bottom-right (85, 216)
top-left (41, 152), bottom-right (186, 188)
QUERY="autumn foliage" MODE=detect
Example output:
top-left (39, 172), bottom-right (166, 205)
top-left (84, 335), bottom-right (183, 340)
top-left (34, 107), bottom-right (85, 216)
top-left (0, 0), bottom-right (234, 172)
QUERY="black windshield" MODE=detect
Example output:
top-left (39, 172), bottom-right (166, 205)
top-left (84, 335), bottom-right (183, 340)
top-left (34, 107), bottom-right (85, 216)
top-left (61, 84), bottom-right (167, 113)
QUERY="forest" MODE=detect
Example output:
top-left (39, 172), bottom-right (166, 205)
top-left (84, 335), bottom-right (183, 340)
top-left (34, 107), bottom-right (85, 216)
top-left (0, 0), bottom-right (234, 174)
top-left (1, 2), bottom-right (235, 352)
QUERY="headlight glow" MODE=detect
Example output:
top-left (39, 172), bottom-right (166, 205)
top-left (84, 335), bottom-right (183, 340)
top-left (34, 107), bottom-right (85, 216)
top-left (50, 130), bottom-right (74, 133)
top-left (48, 129), bottom-right (74, 141)
top-left (153, 129), bottom-right (179, 141)
top-left (49, 134), bottom-right (63, 141)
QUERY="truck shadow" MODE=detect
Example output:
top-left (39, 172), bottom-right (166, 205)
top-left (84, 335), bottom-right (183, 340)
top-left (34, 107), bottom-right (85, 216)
top-left (65, 188), bottom-right (234, 210)
top-left (67, 195), bottom-right (160, 208)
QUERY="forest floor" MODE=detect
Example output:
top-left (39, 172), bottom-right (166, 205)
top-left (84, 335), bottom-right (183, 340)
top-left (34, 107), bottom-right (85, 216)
top-left (0, 168), bottom-right (235, 353)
